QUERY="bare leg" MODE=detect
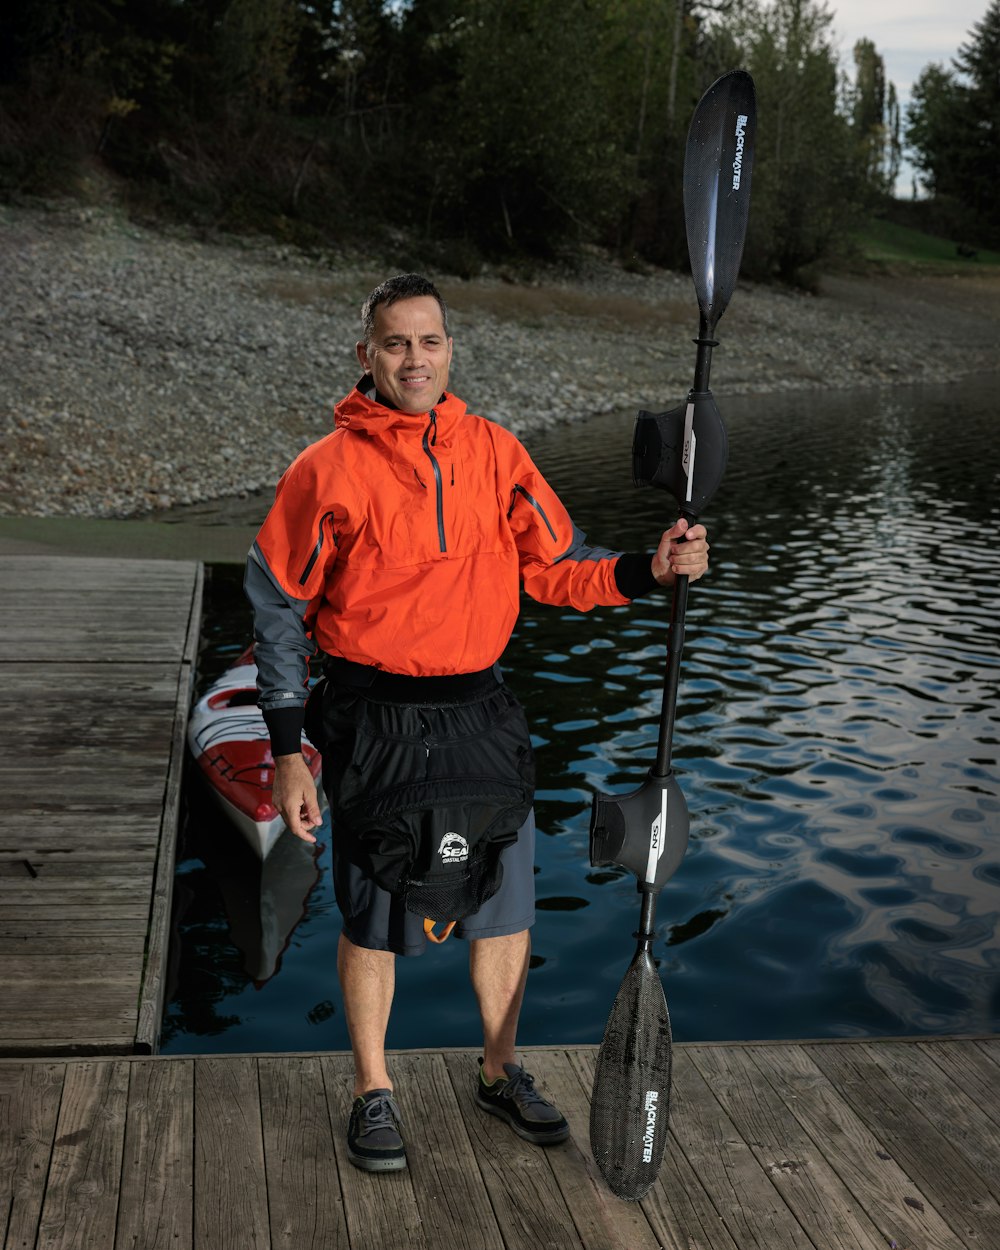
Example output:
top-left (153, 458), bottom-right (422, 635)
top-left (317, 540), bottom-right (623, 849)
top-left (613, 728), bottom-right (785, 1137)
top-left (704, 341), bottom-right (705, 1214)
top-left (337, 932), bottom-right (395, 1096)
top-left (469, 929), bottom-right (531, 1081)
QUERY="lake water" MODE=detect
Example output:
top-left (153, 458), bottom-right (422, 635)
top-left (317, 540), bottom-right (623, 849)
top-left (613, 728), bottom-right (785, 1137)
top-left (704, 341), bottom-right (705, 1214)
top-left (160, 375), bottom-right (1000, 1054)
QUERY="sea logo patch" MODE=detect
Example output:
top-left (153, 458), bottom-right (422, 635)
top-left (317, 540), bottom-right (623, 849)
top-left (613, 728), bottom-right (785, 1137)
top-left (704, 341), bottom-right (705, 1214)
top-left (438, 832), bottom-right (469, 863)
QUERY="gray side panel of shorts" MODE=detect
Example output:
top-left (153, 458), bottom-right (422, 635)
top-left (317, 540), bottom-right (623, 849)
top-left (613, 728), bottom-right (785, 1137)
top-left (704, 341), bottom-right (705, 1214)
top-left (334, 810), bottom-right (536, 956)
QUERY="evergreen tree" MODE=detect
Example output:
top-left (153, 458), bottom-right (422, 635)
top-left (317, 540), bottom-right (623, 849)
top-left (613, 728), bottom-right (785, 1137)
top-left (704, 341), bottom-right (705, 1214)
top-left (906, 0), bottom-right (1000, 244)
top-left (726, 0), bottom-right (861, 283)
top-left (851, 37), bottom-right (890, 194)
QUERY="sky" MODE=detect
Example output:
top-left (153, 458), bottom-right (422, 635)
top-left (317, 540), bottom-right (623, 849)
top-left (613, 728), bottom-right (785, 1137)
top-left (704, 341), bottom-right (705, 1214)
top-left (825, 0), bottom-right (990, 194)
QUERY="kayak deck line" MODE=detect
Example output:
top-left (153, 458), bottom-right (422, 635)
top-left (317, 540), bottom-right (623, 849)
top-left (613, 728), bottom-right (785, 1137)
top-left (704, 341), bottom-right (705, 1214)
top-left (0, 1037), bottom-right (994, 1248)
top-left (0, 554), bottom-right (202, 1058)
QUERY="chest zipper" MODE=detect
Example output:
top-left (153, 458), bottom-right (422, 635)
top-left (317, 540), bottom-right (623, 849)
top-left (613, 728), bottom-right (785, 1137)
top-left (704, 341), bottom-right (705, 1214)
top-left (422, 410), bottom-right (447, 553)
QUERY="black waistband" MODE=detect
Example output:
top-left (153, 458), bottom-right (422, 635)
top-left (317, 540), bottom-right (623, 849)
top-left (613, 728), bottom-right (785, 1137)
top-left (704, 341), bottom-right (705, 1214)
top-left (322, 655), bottom-right (502, 704)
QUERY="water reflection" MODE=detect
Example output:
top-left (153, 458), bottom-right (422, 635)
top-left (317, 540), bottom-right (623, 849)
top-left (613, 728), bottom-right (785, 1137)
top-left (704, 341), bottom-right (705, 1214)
top-left (161, 375), bottom-right (1000, 1051)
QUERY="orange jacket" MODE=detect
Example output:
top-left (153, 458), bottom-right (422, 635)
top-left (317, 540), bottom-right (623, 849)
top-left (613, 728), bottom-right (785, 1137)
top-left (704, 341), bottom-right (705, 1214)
top-left (249, 382), bottom-right (633, 703)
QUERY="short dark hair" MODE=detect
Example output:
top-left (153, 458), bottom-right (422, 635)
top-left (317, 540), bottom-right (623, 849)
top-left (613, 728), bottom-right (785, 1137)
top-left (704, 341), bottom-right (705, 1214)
top-left (360, 274), bottom-right (449, 345)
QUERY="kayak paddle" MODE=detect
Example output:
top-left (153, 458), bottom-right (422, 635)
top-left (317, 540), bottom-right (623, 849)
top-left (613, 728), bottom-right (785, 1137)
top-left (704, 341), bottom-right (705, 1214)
top-left (588, 68), bottom-right (756, 1201)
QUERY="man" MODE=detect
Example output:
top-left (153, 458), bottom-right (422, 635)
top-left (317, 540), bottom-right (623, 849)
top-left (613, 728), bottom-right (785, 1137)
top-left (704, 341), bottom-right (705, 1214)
top-left (245, 273), bottom-right (709, 1172)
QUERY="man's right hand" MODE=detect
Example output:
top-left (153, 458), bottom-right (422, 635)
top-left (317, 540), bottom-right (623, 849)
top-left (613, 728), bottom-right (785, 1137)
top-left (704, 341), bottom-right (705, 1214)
top-left (272, 753), bottom-right (322, 843)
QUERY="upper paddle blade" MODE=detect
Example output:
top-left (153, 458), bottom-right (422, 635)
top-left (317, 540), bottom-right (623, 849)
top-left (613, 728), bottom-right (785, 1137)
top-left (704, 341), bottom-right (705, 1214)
top-left (684, 69), bottom-right (756, 333)
top-left (590, 946), bottom-right (672, 1200)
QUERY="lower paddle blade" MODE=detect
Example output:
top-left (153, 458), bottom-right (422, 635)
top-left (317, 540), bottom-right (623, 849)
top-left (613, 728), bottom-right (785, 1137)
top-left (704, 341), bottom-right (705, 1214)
top-left (590, 946), bottom-right (672, 1200)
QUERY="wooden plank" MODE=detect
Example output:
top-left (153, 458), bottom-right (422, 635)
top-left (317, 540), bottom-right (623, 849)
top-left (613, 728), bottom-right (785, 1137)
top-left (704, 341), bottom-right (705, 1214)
top-left (0, 663), bottom-right (183, 694)
top-left (0, 878), bottom-right (154, 898)
top-left (0, 861), bottom-right (152, 880)
top-left (258, 1056), bottom-right (348, 1249)
top-left (0, 905), bottom-right (150, 921)
top-left (0, 984), bottom-right (138, 1011)
top-left (865, 1042), bottom-right (1000, 1200)
top-left (567, 1047), bottom-right (740, 1250)
top-left (0, 955), bottom-right (140, 983)
top-left (3, 641), bottom-right (188, 662)
top-left (0, 935), bottom-right (146, 957)
top-left (441, 1050), bottom-right (583, 1249)
top-left (0, 816), bottom-right (163, 844)
top-left (0, 1061), bottom-right (65, 1250)
top-left (0, 917), bottom-right (151, 938)
top-left (389, 1051), bottom-right (505, 1250)
top-left (0, 554), bottom-right (198, 582)
top-left (0, 831), bottom-right (161, 846)
top-left (0, 1018), bottom-right (137, 1047)
top-left (688, 1044), bottom-right (888, 1249)
top-left (180, 563), bottom-right (202, 666)
top-left (194, 1057), bottom-right (269, 1250)
top-left (667, 1049), bottom-right (808, 1250)
top-left (808, 1042), bottom-right (1000, 1250)
top-left (137, 560), bottom-right (200, 1054)
top-left (2, 1037), bottom-right (135, 1057)
top-left (966, 1038), bottom-right (1000, 1122)
top-left (975, 1038), bottom-right (1000, 1065)
top-left (743, 1044), bottom-right (961, 1250)
top-left (0, 812), bottom-right (163, 832)
top-left (0, 846), bottom-right (160, 864)
top-left (114, 1059), bottom-right (193, 1250)
top-left (321, 1054), bottom-right (430, 1250)
top-left (35, 1059), bottom-right (129, 1250)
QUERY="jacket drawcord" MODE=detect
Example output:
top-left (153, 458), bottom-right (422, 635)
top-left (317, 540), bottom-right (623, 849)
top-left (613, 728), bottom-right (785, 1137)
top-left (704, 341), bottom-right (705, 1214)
top-left (423, 410), bottom-right (447, 553)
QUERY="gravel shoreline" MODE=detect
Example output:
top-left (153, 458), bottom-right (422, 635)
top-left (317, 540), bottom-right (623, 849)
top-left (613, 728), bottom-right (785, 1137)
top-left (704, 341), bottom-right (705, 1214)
top-left (3, 201), bottom-right (998, 519)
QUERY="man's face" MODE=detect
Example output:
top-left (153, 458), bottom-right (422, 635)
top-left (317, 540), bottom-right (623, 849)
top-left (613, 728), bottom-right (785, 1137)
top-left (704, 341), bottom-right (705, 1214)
top-left (356, 295), bottom-right (453, 415)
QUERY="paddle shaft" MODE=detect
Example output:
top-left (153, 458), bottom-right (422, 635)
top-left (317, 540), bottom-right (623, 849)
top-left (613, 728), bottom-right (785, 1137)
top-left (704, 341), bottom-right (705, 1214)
top-left (653, 319), bottom-right (716, 779)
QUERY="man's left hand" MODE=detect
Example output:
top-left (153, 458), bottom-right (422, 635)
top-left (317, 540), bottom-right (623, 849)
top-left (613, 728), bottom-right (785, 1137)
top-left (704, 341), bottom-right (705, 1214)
top-left (651, 518), bottom-right (710, 585)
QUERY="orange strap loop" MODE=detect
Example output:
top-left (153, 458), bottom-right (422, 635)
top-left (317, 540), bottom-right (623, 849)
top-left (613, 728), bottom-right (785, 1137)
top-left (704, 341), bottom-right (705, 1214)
top-left (423, 918), bottom-right (457, 944)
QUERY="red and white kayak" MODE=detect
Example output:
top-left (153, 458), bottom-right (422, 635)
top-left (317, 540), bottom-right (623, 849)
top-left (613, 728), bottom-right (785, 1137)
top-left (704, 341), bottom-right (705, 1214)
top-left (187, 646), bottom-right (322, 859)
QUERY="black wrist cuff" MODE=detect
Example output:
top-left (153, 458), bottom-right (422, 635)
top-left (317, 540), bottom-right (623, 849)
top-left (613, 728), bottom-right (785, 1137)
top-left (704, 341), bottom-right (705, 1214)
top-left (263, 705), bottom-right (306, 757)
top-left (614, 551), bottom-right (660, 600)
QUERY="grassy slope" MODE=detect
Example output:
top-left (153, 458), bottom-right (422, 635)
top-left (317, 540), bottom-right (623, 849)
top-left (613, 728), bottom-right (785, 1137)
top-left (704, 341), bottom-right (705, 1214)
top-left (857, 218), bottom-right (1000, 270)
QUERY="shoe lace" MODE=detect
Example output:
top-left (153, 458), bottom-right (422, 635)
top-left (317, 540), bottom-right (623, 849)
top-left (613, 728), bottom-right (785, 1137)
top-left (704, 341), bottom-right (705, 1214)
top-left (499, 1069), bottom-right (546, 1110)
top-left (360, 1094), bottom-right (402, 1134)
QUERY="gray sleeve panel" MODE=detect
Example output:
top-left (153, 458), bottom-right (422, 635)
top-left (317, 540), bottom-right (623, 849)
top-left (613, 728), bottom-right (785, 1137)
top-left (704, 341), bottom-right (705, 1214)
top-left (553, 522), bottom-right (623, 566)
top-left (244, 543), bottom-right (316, 711)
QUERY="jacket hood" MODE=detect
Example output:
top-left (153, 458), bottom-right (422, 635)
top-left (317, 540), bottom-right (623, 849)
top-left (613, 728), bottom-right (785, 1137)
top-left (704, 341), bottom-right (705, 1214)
top-left (334, 376), bottom-right (469, 443)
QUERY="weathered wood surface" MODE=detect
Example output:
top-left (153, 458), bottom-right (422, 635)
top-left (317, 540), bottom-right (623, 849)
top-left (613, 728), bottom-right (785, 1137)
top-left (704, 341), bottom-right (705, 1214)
top-left (0, 1039), bottom-right (996, 1250)
top-left (0, 556), bottom-right (202, 1056)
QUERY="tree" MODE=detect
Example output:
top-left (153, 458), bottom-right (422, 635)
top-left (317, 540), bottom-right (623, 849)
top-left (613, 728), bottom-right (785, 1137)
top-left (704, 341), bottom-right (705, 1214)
top-left (847, 38), bottom-right (902, 200)
top-left (726, 0), bottom-right (862, 283)
top-left (906, 0), bottom-right (1000, 245)
top-left (432, 0), bottom-right (637, 255)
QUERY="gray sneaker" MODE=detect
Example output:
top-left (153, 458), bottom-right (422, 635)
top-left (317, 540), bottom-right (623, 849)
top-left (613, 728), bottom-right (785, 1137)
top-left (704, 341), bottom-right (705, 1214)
top-left (346, 1089), bottom-right (407, 1171)
top-left (475, 1060), bottom-right (570, 1145)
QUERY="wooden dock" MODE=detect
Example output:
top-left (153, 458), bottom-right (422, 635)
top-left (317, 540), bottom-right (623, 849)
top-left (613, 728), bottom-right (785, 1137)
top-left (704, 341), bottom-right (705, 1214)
top-left (1, 553), bottom-right (998, 1248)
top-left (0, 556), bottom-right (202, 1056)
top-left (1, 1038), bottom-right (998, 1249)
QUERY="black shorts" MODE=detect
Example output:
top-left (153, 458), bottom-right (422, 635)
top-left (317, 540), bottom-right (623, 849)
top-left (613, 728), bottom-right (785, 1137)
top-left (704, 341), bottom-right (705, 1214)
top-left (308, 658), bottom-right (537, 954)
top-left (332, 809), bottom-right (536, 956)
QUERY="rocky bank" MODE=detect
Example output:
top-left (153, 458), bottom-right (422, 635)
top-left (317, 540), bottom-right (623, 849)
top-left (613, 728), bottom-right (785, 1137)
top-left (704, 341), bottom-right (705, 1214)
top-left (2, 202), bottom-right (998, 519)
